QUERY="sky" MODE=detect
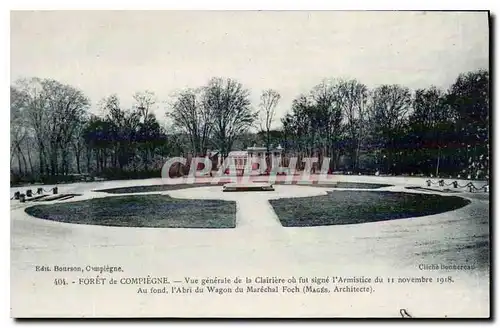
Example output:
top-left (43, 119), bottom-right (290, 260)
top-left (10, 10), bottom-right (489, 127)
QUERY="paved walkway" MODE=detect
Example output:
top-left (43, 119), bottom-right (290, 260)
top-left (10, 176), bottom-right (490, 318)
top-left (236, 197), bottom-right (282, 229)
top-left (167, 184), bottom-right (330, 230)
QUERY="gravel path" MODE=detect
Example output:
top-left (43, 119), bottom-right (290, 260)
top-left (10, 176), bottom-right (490, 318)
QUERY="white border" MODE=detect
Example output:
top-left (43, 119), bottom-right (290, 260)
top-left (4, 0), bottom-right (497, 10)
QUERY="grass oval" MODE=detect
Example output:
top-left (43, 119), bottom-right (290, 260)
top-left (25, 195), bottom-right (236, 229)
top-left (269, 191), bottom-right (471, 227)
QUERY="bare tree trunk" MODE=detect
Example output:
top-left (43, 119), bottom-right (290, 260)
top-left (86, 148), bottom-right (91, 173)
top-left (96, 149), bottom-right (100, 173)
top-left (73, 145), bottom-right (82, 174)
top-left (50, 149), bottom-right (57, 176)
top-left (21, 152), bottom-right (28, 176)
top-left (143, 148), bottom-right (149, 171)
top-left (76, 153), bottom-right (81, 174)
top-left (355, 141), bottom-right (361, 172)
top-left (435, 147), bottom-right (441, 178)
top-left (17, 154), bottom-right (23, 176)
top-left (26, 143), bottom-right (34, 175)
top-left (38, 142), bottom-right (44, 176)
top-left (266, 128), bottom-right (270, 156)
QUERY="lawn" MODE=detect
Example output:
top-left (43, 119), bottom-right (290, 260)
top-left (269, 191), bottom-right (471, 227)
top-left (94, 183), bottom-right (219, 194)
top-left (313, 181), bottom-right (392, 189)
top-left (95, 181), bottom-right (391, 194)
top-left (25, 194), bottom-right (236, 228)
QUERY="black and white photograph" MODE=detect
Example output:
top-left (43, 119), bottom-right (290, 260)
top-left (9, 10), bottom-right (490, 318)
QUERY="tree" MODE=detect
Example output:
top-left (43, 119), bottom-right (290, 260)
top-left (43, 79), bottom-right (89, 175)
top-left (82, 114), bottom-right (113, 173)
top-left (336, 79), bottom-right (368, 171)
top-left (407, 87), bottom-right (452, 176)
top-left (72, 115), bottom-right (89, 174)
top-left (202, 78), bottom-right (256, 157)
top-left (10, 86), bottom-right (29, 176)
top-left (13, 78), bottom-right (49, 176)
top-left (447, 69), bottom-right (489, 179)
top-left (133, 90), bottom-right (157, 121)
top-left (10, 70), bottom-right (489, 184)
top-left (136, 113), bottom-right (165, 170)
top-left (281, 95), bottom-right (313, 169)
top-left (11, 77), bottom-right (89, 178)
top-left (309, 80), bottom-right (344, 170)
top-left (133, 90), bottom-right (162, 169)
top-left (99, 94), bottom-right (141, 170)
top-left (367, 84), bottom-right (412, 173)
top-left (168, 88), bottom-right (212, 155)
top-left (258, 89), bottom-right (281, 154)
top-left (281, 80), bottom-right (346, 171)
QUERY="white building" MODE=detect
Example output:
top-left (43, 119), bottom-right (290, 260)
top-left (226, 145), bottom-right (284, 175)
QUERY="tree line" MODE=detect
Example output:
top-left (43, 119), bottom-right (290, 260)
top-left (10, 69), bottom-right (489, 185)
top-left (280, 70), bottom-right (489, 178)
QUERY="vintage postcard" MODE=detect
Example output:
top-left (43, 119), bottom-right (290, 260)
top-left (10, 10), bottom-right (490, 318)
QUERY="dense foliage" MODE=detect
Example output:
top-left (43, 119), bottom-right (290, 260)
top-left (10, 70), bottom-right (489, 185)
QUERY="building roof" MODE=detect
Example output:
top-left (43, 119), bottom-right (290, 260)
top-left (228, 151), bottom-right (248, 157)
top-left (246, 147), bottom-right (267, 151)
